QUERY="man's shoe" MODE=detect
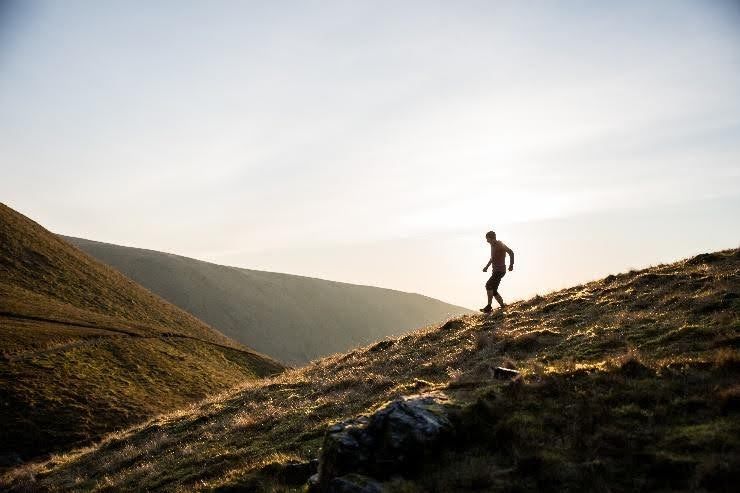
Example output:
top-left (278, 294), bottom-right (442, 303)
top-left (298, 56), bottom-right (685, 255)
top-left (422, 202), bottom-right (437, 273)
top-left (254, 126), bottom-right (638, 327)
top-left (479, 305), bottom-right (492, 313)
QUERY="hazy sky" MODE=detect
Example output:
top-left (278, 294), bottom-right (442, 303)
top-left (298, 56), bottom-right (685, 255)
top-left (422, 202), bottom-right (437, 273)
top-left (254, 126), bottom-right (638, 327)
top-left (2, 1), bottom-right (739, 308)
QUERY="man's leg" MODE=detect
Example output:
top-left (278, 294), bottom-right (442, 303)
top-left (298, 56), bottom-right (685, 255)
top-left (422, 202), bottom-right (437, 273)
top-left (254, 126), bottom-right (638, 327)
top-left (493, 292), bottom-right (505, 308)
top-left (481, 277), bottom-right (494, 311)
top-left (491, 271), bottom-right (505, 308)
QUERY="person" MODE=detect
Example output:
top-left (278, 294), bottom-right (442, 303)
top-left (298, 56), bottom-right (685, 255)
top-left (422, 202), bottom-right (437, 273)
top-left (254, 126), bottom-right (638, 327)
top-left (481, 230), bottom-right (514, 313)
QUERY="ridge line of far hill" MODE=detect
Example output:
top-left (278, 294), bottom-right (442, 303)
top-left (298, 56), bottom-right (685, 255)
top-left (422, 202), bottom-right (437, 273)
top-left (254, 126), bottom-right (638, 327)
top-left (61, 235), bottom-right (455, 300)
top-left (64, 235), bottom-right (473, 364)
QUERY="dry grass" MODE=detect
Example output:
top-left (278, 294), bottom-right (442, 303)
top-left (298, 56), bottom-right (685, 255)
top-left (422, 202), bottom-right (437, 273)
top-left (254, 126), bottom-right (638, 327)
top-left (0, 203), bottom-right (284, 464)
top-left (2, 248), bottom-right (739, 491)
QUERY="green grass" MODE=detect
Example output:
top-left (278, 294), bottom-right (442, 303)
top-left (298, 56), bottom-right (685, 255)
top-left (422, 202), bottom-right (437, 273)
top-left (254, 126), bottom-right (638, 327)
top-left (2, 243), bottom-right (738, 491)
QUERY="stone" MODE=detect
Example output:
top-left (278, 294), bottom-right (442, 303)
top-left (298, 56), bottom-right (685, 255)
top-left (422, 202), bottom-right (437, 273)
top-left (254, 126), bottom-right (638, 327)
top-left (307, 473), bottom-right (321, 492)
top-left (316, 393), bottom-right (455, 491)
top-left (493, 367), bottom-right (520, 379)
top-left (368, 340), bottom-right (395, 353)
top-left (328, 474), bottom-right (385, 493)
top-left (320, 416), bottom-right (375, 481)
top-left (366, 394), bottom-right (455, 470)
top-left (259, 459), bottom-right (317, 485)
top-left (687, 252), bottom-right (721, 265)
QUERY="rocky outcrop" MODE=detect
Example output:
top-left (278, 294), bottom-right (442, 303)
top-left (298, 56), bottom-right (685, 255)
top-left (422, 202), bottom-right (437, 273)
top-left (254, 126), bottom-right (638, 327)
top-left (493, 367), bottom-right (520, 379)
top-left (324, 474), bottom-right (385, 493)
top-left (312, 393), bottom-right (457, 492)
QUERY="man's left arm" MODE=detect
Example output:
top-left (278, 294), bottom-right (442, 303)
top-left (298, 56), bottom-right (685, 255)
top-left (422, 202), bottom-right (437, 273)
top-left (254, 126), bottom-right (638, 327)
top-left (507, 246), bottom-right (514, 271)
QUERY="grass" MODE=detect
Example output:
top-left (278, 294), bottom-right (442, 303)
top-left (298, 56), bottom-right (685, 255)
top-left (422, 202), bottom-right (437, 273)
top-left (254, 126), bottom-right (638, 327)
top-left (0, 203), bottom-right (284, 464)
top-left (1, 235), bottom-right (738, 490)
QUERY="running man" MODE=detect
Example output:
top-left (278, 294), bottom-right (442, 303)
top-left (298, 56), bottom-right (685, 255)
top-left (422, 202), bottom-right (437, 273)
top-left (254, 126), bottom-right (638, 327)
top-left (481, 231), bottom-right (514, 313)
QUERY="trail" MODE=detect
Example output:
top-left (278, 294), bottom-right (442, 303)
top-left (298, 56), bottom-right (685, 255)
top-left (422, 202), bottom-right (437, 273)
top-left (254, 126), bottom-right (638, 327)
top-left (0, 312), bottom-right (266, 362)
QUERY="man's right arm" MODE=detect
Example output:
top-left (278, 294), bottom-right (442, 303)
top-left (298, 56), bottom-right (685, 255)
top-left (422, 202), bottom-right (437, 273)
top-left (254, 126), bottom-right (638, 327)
top-left (506, 246), bottom-right (514, 271)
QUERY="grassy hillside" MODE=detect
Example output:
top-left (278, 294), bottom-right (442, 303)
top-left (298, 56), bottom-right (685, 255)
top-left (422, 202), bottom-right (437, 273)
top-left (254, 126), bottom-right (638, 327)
top-left (64, 236), bottom-right (472, 364)
top-left (3, 248), bottom-right (737, 491)
top-left (0, 203), bottom-right (284, 464)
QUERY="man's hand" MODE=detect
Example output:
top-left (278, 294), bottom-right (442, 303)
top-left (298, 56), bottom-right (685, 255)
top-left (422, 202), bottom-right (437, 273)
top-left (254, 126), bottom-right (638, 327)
top-left (483, 266), bottom-right (488, 272)
top-left (508, 265), bottom-right (514, 272)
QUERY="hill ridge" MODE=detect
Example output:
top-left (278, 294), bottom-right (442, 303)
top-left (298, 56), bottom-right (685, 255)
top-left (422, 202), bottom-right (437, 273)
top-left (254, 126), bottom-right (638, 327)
top-left (64, 235), bottom-right (473, 364)
top-left (64, 235), bottom-right (447, 297)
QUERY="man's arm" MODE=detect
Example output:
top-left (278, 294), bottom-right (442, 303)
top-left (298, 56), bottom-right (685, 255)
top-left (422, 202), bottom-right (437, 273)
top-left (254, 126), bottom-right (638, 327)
top-left (484, 243), bottom-right (495, 271)
top-left (507, 247), bottom-right (515, 271)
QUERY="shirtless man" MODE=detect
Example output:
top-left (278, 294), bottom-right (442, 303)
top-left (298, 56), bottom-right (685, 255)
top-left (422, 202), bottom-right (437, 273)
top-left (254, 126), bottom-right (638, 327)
top-left (481, 230), bottom-right (514, 313)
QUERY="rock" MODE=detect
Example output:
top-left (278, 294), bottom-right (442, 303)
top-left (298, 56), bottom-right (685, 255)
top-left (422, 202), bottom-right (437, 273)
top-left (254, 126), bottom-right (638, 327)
top-left (440, 319), bottom-right (463, 331)
top-left (316, 393), bottom-right (455, 490)
top-left (618, 358), bottom-right (653, 378)
top-left (368, 340), bottom-right (395, 353)
top-left (367, 393), bottom-right (455, 470)
top-left (687, 252), bottom-right (721, 265)
top-left (493, 367), bottom-right (520, 379)
top-left (328, 474), bottom-right (385, 493)
top-left (307, 473), bottom-right (321, 492)
top-left (320, 415), bottom-right (374, 482)
top-left (0, 453), bottom-right (22, 468)
top-left (259, 459), bottom-right (317, 485)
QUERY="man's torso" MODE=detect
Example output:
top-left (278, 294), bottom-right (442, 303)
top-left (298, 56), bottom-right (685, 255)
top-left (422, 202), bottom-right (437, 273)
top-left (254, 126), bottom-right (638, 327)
top-left (491, 240), bottom-right (508, 271)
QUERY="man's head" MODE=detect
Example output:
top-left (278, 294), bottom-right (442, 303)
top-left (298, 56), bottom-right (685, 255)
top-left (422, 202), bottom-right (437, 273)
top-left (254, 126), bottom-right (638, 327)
top-left (485, 231), bottom-right (496, 244)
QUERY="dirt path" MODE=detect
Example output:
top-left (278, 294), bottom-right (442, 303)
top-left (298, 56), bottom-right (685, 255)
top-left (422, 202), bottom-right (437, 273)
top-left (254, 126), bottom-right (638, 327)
top-left (1, 312), bottom-right (266, 362)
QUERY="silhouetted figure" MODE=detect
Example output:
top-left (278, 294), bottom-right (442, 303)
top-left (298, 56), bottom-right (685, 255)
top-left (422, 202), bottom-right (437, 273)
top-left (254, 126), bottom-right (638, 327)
top-left (481, 231), bottom-right (514, 313)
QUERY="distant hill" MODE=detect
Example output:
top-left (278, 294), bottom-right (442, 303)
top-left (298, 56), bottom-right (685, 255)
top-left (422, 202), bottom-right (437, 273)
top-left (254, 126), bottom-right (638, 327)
top-left (0, 203), bottom-right (283, 464)
top-left (5, 249), bottom-right (737, 491)
top-left (64, 236), bottom-right (472, 364)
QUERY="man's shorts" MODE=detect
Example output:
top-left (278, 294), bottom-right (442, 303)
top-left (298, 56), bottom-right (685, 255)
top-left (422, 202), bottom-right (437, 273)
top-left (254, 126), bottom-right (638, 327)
top-left (485, 270), bottom-right (505, 292)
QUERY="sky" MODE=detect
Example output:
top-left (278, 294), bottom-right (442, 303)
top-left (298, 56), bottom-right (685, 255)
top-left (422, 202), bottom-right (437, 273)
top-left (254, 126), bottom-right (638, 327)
top-left (1, 1), bottom-right (739, 309)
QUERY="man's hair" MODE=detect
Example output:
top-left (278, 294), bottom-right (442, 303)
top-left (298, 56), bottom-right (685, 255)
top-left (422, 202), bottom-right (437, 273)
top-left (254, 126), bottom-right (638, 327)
top-left (486, 231), bottom-right (496, 239)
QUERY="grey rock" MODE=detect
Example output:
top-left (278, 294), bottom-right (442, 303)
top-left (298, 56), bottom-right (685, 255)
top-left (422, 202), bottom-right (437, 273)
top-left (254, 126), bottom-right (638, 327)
top-left (317, 393), bottom-right (455, 490)
top-left (320, 415), bottom-right (374, 481)
top-left (328, 474), bottom-right (385, 493)
top-left (493, 367), bottom-right (520, 379)
top-left (0, 453), bottom-right (23, 468)
top-left (366, 394), bottom-right (455, 469)
top-left (307, 473), bottom-right (321, 492)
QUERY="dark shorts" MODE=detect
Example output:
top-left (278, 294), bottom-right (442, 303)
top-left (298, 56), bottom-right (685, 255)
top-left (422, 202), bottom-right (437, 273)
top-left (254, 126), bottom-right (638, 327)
top-left (485, 270), bottom-right (505, 291)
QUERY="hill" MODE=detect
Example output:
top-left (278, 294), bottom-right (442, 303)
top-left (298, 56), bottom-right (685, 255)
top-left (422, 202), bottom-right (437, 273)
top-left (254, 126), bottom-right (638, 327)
top-left (63, 236), bottom-right (472, 364)
top-left (2, 249), bottom-right (738, 492)
top-left (0, 203), bottom-right (283, 465)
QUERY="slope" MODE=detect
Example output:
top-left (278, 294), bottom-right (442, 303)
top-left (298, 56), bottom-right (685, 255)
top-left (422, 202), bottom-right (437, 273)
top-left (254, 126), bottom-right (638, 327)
top-left (63, 236), bottom-right (472, 364)
top-left (3, 249), bottom-right (738, 492)
top-left (0, 203), bottom-right (284, 465)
